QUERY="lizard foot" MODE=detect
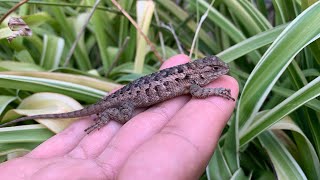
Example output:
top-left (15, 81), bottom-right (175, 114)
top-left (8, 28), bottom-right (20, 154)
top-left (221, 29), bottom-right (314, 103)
top-left (216, 88), bottom-right (235, 101)
top-left (84, 121), bottom-right (105, 134)
top-left (84, 110), bottom-right (110, 134)
top-left (190, 84), bottom-right (235, 101)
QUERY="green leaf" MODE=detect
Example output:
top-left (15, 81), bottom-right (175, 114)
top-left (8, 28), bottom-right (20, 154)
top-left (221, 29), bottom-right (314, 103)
top-left (40, 35), bottom-right (65, 69)
top-left (301, 0), bottom-right (320, 64)
top-left (271, 86), bottom-right (320, 112)
top-left (218, 24), bottom-right (287, 63)
top-left (189, 0), bottom-right (262, 62)
top-left (207, 145), bottom-right (232, 180)
top-left (237, 2), bottom-right (320, 130)
top-left (86, 0), bottom-right (112, 71)
top-left (0, 95), bottom-right (16, 115)
top-left (271, 118), bottom-right (320, 179)
top-left (0, 142), bottom-right (41, 156)
top-left (22, 12), bottom-right (53, 27)
top-left (134, 0), bottom-right (155, 73)
top-left (0, 125), bottom-right (54, 144)
top-left (0, 125), bottom-right (54, 155)
top-left (156, 0), bottom-right (219, 53)
top-left (190, 0), bottom-right (246, 43)
top-left (258, 131), bottom-right (307, 179)
top-left (0, 27), bottom-right (12, 40)
top-left (0, 61), bottom-right (44, 71)
top-left (223, 0), bottom-right (266, 35)
top-left (0, 75), bottom-right (105, 103)
top-left (230, 168), bottom-right (248, 180)
top-left (47, 0), bottom-right (91, 70)
top-left (15, 50), bottom-right (35, 63)
top-left (222, 117), bottom-right (239, 173)
top-left (240, 76), bottom-right (320, 146)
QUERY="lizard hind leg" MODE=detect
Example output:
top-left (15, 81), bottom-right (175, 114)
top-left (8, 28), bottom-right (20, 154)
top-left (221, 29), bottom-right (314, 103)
top-left (84, 111), bottom-right (110, 134)
top-left (84, 102), bottom-right (135, 134)
top-left (103, 102), bottom-right (135, 125)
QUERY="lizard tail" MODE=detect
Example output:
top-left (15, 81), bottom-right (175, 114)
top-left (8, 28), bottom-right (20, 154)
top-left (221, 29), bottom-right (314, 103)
top-left (0, 103), bottom-right (102, 128)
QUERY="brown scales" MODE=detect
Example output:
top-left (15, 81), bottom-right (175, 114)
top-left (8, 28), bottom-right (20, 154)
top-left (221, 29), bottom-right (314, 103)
top-left (0, 56), bottom-right (235, 134)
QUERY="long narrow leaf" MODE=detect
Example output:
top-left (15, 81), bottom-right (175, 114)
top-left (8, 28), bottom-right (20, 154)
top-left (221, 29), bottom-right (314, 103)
top-left (258, 131), bottom-right (307, 179)
top-left (271, 118), bottom-right (320, 179)
top-left (0, 75), bottom-right (105, 103)
top-left (218, 24), bottom-right (287, 62)
top-left (0, 96), bottom-right (16, 115)
top-left (237, 2), bottom-right (320, 130)
top-left (240, 76), bottom-right (320, 146)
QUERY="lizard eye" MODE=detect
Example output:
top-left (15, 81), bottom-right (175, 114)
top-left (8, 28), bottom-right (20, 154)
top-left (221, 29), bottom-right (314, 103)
top-left (213, 66), bottom-right (220, 70)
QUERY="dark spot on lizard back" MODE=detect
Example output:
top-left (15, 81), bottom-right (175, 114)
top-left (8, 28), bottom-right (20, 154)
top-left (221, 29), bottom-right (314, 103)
top-left (143, 78), bottom-right (150, 84)
top-left (155, 85), bottom-right (161, 91)
top-left (121, 83), bottom-right (131, 92)
top-left (163, 81), bottom-right (169, 86)
top-left (155, 85), bottom-right (162, 97)
top-left (153, 74), bottom-right (161, 81)
top-left (145, 88), bottom-right (151, 96)
top-left (166, 68), bottom-right (177, 76)
top-left (186, 62), bottom-right (196, 69)
top-left (202, 58), bottom-right (208, 63)
top-left (177, 66), bottom-right (184, 73)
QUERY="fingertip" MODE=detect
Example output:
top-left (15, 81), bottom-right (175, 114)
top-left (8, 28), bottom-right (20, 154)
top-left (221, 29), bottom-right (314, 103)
top-left (153, 75), bottom-right (239, 161)
top-left (222, 75), bottom-right (239, 91)
top-left (160, 54), bottom-right (190, 69)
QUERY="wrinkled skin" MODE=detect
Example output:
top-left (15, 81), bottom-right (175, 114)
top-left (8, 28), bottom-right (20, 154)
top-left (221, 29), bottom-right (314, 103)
top-left (0, 54), bottom-right (238, 180)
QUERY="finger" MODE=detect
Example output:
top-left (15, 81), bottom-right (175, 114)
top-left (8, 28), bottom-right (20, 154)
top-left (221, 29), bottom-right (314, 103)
top-left (160, 54), bottom-right (190, 70)
top-left (0, 157), bottom-right (59, 177)
top-left (96, 54), bottom-right (191, 171)
top-left (26, 117), bottom-right (93, 158)
top-left (28, 88), bottom-right (124, 158)
top-left (67, 86), bottom-right (124, 158)
top-left (118, 76), bottom-right (238, 179)
top-left (67, 121), bottom-right (121, 158)
top-left (160, 76), bottom-right (238, 164)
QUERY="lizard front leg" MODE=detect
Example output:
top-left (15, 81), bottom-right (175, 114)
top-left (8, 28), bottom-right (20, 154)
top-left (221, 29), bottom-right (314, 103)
top-left (190, 84), bottom-right (235, 101)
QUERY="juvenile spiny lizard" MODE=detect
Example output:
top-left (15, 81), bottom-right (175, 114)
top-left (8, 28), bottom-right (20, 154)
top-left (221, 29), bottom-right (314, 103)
top-left (0, 56), bottom-right (235, 133)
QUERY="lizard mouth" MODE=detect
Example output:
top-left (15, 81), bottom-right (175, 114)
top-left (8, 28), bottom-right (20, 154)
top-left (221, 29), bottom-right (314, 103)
top-left (221, 66), bottom-right (229, 75)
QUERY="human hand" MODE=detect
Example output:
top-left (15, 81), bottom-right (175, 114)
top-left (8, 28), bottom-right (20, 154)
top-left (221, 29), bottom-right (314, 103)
top-left (0, 54), bottom-right (238, 180)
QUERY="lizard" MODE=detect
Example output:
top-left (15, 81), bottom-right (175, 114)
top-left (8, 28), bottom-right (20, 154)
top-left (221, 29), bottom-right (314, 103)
top-left (0, 55), bottom-right (235, 134)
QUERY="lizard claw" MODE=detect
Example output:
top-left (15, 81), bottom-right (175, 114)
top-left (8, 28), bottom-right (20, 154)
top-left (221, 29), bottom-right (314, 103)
top-left (84, 122), bottom-right (102, 134)
top-left (219, 88), bottom-right (235, 101)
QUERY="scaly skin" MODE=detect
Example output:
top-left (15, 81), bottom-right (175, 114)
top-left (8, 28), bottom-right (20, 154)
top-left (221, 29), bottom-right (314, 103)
top-left (0, 55), bottom-right (235, 133)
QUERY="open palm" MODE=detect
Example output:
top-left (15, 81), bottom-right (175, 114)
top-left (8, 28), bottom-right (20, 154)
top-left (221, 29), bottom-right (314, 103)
top-left (0, 54), bottom-right (238, 180)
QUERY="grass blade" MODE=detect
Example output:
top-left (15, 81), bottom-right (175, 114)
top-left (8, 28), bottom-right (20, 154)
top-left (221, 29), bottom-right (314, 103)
top-left (237, 2), bottom-right (320, 130)
top-left (240, 76), bottom-right (320, 146)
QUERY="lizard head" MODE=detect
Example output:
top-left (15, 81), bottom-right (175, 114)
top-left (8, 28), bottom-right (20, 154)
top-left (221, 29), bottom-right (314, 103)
top-left (193, 55), bottom-right (229, 81)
